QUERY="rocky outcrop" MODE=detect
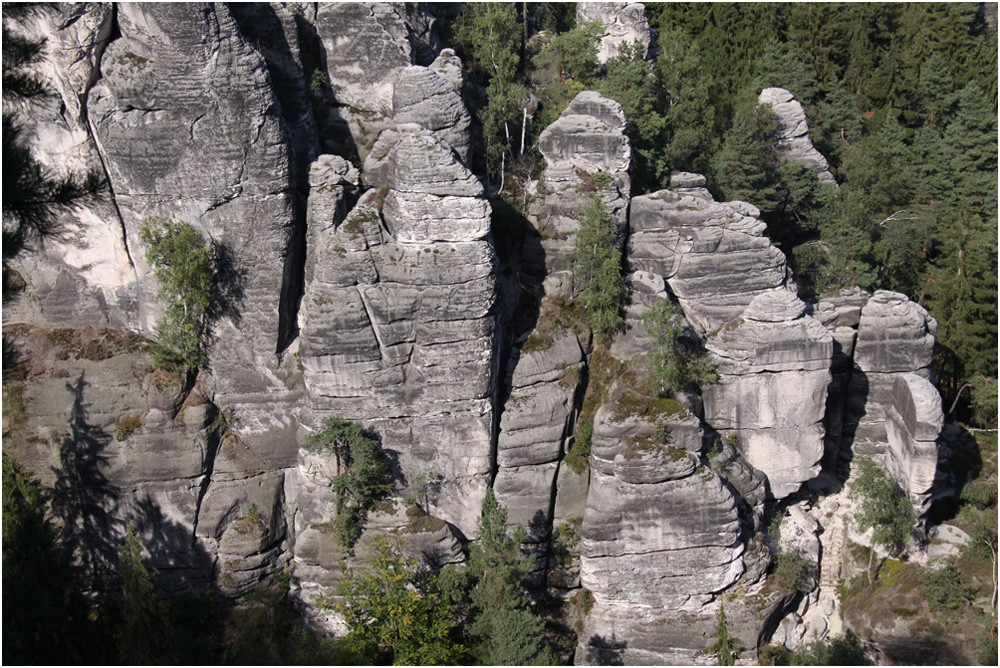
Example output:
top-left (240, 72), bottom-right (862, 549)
top-left (311, 2), bottom-right (438, 156)
top-left (576, 387), bottom-right (771, 664)
top-left (758, 87), bottom-right (837, 186)
top-left (705, 290), bottom-right (833, 498)
top-left (1, 325), bottom-right (260, 596)
top-left (576, 2), bottom-right (654, 63)
top-left (627, 174), bottom-right (792, 337)
top-left (532, 91), bottom-right (631, 298)
top-left (392, 63), bottom-right (471, 165)
top-left (885, 374), bottom-right (943, 513)
top-left (298, 124), bottom-right (495, 537)
top-left (847, 290), bottom-right (938, 457)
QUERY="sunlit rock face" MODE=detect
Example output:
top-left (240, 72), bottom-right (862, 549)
top-left (576, 2), bottom-right (654, 64)
top-left (705, 290), bottom-right (834, 498)
top-left (759, 87), bottom-right (837, 186)
top-left (298, 124), bottom-right (496, 537)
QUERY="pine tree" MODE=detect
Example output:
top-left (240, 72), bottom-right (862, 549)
top-left (943, 81), bottom-right (998, 218)
top-left (706, 603), bottom-right (745, 665)
top-left (657, 27), bottom-right (718, 175)
top-left (711, 98), bottom-right (780, 211)
top-left (329, 534), bottom-right (465, 664)
top-left (2, 455), bottom-right (88, 664)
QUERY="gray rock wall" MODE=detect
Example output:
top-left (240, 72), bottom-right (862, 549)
top-left (576, 2), bottom-right (654, 64)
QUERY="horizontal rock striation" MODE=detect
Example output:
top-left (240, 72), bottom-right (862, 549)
top-left (705, 290), bottom-right (833, 498)
top-left (758, 87), bottom-right (837, 186)
top-left (298, 125), bottom-right (495, 538)
top-left (532, 91), bottom-right (631, 298)
top-left (577, 391), bottom-right (758, 664)
top-left (627, 176), bottom-right (792, 337)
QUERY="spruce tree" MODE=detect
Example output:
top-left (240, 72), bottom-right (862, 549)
top-left (711, 99), bottom-right (780, 211)
top-left (706, 603), bottom-right (745, 665)
top-left (467, 489), bottom-right (547, 665)
top-left (117, 525), bottom-right (174, 664)
top-left (573, 198), bottom-right (625, 344)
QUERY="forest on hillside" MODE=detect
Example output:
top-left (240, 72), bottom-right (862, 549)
top-left (441, 1), bottom-right (998, 426)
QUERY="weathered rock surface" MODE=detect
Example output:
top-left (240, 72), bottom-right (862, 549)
top-left (298, 125), bottom-right (495, 540)
top-left (0, 325), bottom-right (257, 596)
top-left (311, 2), bottom-right (437, 156)
top-left (532, 91), bottom-right (631, 298)
top-left (885, 373), bottom-right (943, 512)
top-left (392, 64), bottom-right (472, 165)
top-left (849, 290), bottom-right (938, 456)
top-left (577, 389), bottom-right (771, 664)
top-left (758, 87), bottom-right (837, 186)
top-left (576, 2), bottom-right (654, 63)
top-left (705, 290), bottom-right (833, 498)
top-left (628, 181), bottom-right (792, 337)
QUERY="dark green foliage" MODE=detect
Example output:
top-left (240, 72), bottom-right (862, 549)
top-left (642, 298), bottom-right (717, 394)
top-left (792, 630), bottom-right (870, 665)
top-left (116, 525), bottom-right (175, 664)
top-left (2, 455), bottom-right (88, 664)
top-left (466, 488), bottom-right (548, 665)
top-left (705, 604), bottom-right (745, 665)
top-left (454, 3), bottom-right (524, 176)
top-left (918, 566), bottom-right (974, 618)
top-left (573, 198), bottom-right (624, 344)
top-left (770, 550), bottom-right (812, 592)
top-left (3, 17), bottom-right (104, 303)
top-left (598, 42), bottom-right (668, 191)
top-left (711, 98), bottom-right (780, 211)
top-left (309, 417), bottom-right (390, 549)
top-left (327, 534), bottom-right (466, 665)
top-left (139, 216), bottom-right (216, 372)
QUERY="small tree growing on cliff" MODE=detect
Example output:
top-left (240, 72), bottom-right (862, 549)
top-left (851, 458), bottom-right (916, 584)
top-left (139, 216), bottom-right (216, 372)
top-left (574, 197), bottom-right (625, 344)
top-left (706, 603), bottom-right (745, 665)
top-left (643, 298), bottom-right (718, 394)
top-left (309, 417), bottom-right (390, 549)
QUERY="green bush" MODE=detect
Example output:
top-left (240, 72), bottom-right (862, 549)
top-left (918, 566), bottom-right (973, 617)
top-left (308, 417), bottom-right (390, 549)
top-left (139, 216), bottom-right (216, 373)
top-left (643, 298), bottom-right (718, 393)
top-left (770, 550), bottom-right (812, 592)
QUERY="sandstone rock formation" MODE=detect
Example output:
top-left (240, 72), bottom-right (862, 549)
top-left (576, 2), bottom-right (654, 63)
top-left (298, 124), bottom-right (495, 535)
top-left (532, 91), bottom-right (631, 298)
top-left (885, 373), bottom-right (944, 512)
top-left (758, 87), bottom-right (837, 186)
top-left (627, 175), bottom-right (792, 337)
top-left (312, 2), bottom-right (438, 156)
top-left (705, 290), bottom-right (833, 498)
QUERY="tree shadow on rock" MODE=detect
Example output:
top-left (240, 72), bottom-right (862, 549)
top-left (585, 634), bottom-right (627, 666)
top-left (50, 371), bottom-right (120, 591)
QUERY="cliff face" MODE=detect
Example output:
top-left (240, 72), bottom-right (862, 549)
top-left (5, 2), bottom-right (949, 664)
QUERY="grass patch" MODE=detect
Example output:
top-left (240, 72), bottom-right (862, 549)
top-left (114, 415), bottom-right (143, 441)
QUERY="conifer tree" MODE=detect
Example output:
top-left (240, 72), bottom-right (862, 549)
top-left (573, 198), bottom-right (625, 344)
top-left (706, 603), bottom-right (745, 665)
top-left (117, 525), bottom-right (174, 664)
top-left (466, 489), bottom-right (547, 665)
top-left (711, 99), bottom-right (780, 211)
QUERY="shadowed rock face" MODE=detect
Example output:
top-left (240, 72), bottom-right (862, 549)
top-left (758, 87), bottom-right (837, 186)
